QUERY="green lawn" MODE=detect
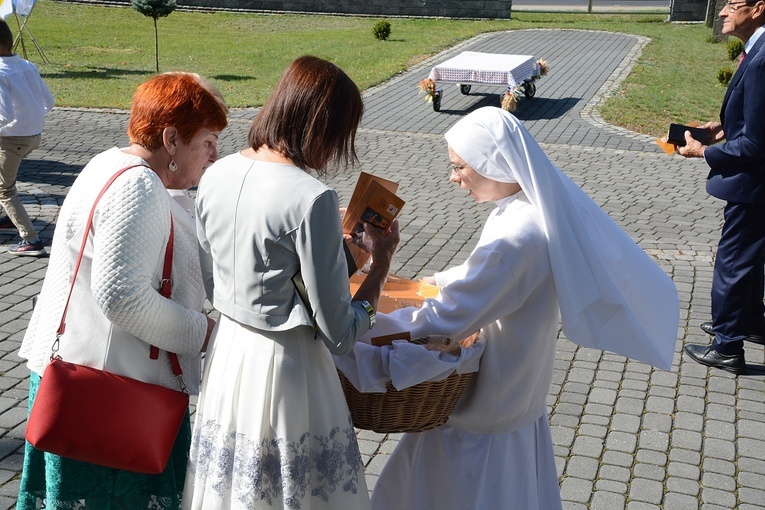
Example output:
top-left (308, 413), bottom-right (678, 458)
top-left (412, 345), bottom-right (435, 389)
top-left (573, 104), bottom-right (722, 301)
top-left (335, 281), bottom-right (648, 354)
top-left (19, 2), bottom-right (734, 137)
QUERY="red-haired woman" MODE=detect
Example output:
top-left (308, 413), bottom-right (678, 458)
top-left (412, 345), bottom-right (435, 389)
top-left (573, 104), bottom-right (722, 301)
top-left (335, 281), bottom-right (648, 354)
top-left (183, 56), bottom-right (399, 510)
top-left (17, 72), bottom-right (228, 509)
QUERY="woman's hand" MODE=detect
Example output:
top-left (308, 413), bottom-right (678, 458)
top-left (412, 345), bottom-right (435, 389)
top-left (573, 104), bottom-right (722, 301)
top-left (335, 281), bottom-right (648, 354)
top-left (352, 220), bottom-right (400, 313)
top-left (201, 315), bottom-right (216, 353)
top-left (364, 219), bottom-right (400, 269)
top-left (460, 331), bottom-right (480, 348)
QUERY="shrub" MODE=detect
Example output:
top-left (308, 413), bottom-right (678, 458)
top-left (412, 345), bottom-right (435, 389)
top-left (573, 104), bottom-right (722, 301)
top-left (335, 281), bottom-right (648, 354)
top-left (372, 20), bottom-right (391, 41)
top-left (727, 39), bottom-right (744, 61)
top-left (718, 66), bottom-right (734, 86)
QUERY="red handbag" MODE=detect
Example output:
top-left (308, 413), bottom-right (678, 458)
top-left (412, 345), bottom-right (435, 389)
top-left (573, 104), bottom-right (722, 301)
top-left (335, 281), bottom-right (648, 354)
top-left (25, 165), bottom-right (190, 474)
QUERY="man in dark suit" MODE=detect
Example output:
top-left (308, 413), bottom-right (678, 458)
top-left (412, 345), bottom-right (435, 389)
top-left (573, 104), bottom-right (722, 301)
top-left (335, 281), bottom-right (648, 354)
top-left (678, 0), bottom-right (765, 375)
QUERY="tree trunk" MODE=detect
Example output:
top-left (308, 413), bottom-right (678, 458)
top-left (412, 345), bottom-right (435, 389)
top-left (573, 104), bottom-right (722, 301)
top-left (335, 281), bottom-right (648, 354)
top-left (154, 17), bottom-right (159, 73)
top-left (709, 0), bottom-right (727, 42)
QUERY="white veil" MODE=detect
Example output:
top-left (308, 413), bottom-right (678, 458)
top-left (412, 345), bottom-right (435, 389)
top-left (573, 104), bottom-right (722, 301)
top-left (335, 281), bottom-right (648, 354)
top-left (445, 107), bottom-right (678, 370)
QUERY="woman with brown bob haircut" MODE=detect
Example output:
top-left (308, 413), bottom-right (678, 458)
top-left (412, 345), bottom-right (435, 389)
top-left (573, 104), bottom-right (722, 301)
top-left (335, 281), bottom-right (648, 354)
top-left (184, 56), bottom-right (399, 510)
top-left (17, 72), bottom-right (226, 509)
top-left (248, 55), bottom-right (363, 174)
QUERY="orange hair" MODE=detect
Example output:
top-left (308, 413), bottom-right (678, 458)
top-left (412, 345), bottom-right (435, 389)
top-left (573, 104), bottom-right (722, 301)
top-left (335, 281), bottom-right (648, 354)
top-left (128, 72), bottom-right (228, 150)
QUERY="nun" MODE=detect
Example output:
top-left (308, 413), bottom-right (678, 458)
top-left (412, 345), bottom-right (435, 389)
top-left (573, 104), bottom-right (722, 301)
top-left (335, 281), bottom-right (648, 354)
top-left (369, 107), bottom-right (679, 510)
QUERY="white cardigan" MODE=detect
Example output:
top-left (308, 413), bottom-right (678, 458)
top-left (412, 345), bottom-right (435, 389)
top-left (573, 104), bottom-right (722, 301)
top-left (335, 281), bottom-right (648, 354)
top-left (19, 148), bottom-right (207, 393)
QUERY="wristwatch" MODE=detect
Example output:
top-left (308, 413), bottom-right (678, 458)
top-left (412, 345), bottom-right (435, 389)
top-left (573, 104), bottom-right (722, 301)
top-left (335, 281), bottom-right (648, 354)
top-left (360, 300), bottom-right (376, 328)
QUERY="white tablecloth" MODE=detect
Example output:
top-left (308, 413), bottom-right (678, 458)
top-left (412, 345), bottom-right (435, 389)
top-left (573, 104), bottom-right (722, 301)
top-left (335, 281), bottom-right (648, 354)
top-left (428, 51), bottom-right (539, 89)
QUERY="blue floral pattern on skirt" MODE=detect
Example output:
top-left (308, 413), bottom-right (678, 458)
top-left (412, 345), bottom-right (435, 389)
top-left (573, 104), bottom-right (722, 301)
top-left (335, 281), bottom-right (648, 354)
top-left (188, 416), bottom-right (364, 509)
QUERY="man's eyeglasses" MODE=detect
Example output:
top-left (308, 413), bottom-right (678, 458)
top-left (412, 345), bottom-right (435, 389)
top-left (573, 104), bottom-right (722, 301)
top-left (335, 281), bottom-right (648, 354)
top-left (449, 163), bottom-right (468, 177)
top-left (724, 1), bottom-right (752, 11)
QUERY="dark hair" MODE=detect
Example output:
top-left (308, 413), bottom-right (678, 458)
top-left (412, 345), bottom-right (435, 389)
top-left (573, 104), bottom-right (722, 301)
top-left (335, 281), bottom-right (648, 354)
top-left (0, 20), bottom-right (13, 52)
top-left (128, 72), bottom-right (229, 150)
top-left (248, 56), bottom-right (364, 175)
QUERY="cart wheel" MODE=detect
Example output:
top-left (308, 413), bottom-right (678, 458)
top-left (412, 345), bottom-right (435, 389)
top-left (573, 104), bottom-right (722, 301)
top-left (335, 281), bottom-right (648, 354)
top-left (433, 90), bottom-right (442, 112)
top-left (523, 82), bottom-right (536, 99)
top-left (459, 84), bottom-right (471, 95)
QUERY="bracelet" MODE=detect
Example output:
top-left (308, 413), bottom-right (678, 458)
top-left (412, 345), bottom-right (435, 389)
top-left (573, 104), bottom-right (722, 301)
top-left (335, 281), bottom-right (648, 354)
top-left (360, 300), bottom-right (376, 328)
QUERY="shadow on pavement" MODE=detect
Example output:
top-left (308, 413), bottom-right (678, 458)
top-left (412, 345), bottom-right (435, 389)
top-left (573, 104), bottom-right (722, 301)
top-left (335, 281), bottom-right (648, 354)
top-left (515, 97), bottom-right (580, 121)
top-left (429, 94), bottom-right (579, 121)
top-left (18, 160), bottom-right (82, 189)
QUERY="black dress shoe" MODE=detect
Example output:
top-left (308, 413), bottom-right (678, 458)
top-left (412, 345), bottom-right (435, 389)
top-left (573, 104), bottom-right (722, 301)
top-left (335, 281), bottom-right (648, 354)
top-left (684, 343), bottom-right (746, 375)
top-left (699, 321), bottom-right (765, 345)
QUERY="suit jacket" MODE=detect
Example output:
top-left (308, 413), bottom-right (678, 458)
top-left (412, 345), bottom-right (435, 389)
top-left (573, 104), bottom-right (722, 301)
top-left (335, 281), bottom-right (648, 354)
top-left (706, 34), bottom-right (765, 204)
top-left (195, 153), bottom-right (373, 356)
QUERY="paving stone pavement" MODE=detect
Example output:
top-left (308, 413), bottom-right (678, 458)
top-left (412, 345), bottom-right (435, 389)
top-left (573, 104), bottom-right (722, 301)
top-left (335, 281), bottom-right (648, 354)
top-left (1, 28), bottom-right (764, 510)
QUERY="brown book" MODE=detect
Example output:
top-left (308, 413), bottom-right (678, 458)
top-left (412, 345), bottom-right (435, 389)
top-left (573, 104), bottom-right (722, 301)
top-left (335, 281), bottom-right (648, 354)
top-left (370, 331), bottom-right (412, 347)
top-left (342, 172), bottom-right (405, 275)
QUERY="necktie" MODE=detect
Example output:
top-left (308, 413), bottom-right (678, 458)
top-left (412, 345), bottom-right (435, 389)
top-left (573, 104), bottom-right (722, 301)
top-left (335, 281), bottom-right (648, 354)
top-left (739, 50), bottom-right (747, 67)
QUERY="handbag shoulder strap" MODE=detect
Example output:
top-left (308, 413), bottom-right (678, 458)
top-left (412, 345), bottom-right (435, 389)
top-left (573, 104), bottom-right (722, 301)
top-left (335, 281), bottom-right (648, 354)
top-left (53, 164), bottom-right (182, 380)
top-left (149, 217), bottom-right (182, 379)
top-left (150, 216), bottom-right (184, 382)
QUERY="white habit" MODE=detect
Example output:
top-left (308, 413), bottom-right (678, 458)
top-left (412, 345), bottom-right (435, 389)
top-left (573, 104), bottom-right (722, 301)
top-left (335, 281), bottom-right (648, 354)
top-left (371, 107), bottom-right (678, 510)
top-left (370, 191), bottom-right (562, 510)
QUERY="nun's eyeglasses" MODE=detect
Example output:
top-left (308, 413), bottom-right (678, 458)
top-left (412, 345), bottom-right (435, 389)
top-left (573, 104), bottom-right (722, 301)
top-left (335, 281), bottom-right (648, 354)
top-left (449, 163), bottom-right (468, 177)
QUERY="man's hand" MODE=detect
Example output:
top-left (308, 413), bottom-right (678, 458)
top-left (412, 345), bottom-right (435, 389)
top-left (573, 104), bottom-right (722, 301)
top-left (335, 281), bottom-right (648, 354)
top-left (677, 121), bottom-right (725, 158)
top-left (677, 131), bottom-right (707, 158)
top-left (701, 121), bottom-right (725, 144)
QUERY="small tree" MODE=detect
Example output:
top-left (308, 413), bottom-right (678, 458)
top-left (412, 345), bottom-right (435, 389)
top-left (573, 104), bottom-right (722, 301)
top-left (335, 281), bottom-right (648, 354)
top-left (131, 0), bottom-right (177, 72)
top-left (718, 66), bottom-right (734, 86)
top-left (727, 38), bottom-right (744, 61)
top-left (372, 21), bottom-right (391, 41)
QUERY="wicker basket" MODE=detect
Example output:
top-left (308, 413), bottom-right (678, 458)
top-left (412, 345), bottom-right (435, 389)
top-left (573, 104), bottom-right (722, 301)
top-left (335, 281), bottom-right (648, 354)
top-left (337, 368), bottom-right (474, 434)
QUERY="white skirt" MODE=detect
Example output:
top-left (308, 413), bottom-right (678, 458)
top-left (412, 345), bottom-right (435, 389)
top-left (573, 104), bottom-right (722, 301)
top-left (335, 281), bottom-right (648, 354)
top-left (183, 315), bottom-right (371, 510)
top-left (370, 416), bottom-right (562, 510)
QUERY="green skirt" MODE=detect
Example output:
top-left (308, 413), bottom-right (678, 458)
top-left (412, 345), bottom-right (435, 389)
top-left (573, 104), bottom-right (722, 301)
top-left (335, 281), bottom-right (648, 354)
top-left (17, 371), bottom-right (191, 510)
